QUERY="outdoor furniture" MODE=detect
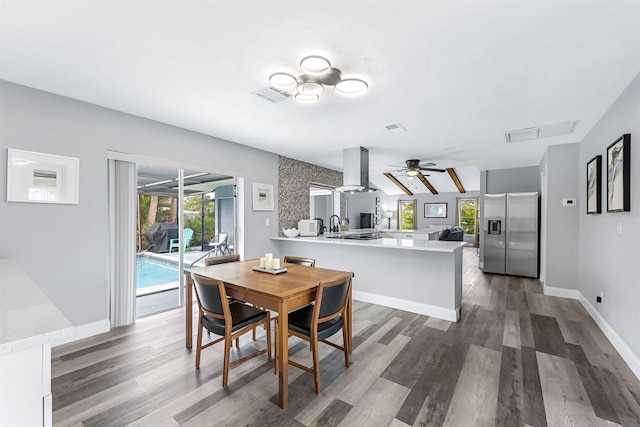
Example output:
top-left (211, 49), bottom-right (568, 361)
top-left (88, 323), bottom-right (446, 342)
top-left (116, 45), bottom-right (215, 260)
top-left (208, 233), bottom-right (228, 256)
top-left (169, 228), bottom-right (193, 253)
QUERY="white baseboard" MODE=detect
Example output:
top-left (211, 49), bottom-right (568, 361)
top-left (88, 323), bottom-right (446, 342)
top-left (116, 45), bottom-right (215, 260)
top-left (544, 284), bottom-right (640, 381)
top-left (52, 319), bottom-right (110, 347)
top-left (543, 284), bottom-right (581, 299)
top-left (577, 293), bottom-right (640, 381)
top-left (352, 290), bottom-right (459, 322)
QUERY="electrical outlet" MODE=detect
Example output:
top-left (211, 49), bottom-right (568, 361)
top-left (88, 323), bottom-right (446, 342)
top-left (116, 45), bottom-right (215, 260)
top-left (616, 223), bottom-right (623, 236)
top-left (265, 218), bottom-right (270, 226)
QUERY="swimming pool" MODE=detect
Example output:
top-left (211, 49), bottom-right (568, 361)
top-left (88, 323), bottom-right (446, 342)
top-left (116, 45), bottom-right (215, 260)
top-left (136, 256), bottom-right (179, 288)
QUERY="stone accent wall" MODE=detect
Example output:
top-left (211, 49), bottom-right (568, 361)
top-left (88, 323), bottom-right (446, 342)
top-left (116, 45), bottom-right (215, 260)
top-left (278, 156), bottom-right (345, 233)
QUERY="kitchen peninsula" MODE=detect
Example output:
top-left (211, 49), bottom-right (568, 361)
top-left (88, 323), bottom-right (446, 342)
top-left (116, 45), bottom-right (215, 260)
top-left (271, 230), bottom-right (466, 322)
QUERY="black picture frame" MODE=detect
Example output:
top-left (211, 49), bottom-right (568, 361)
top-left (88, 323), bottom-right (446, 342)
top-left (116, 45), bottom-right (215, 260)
top-left (586, 155), bottom-right (602, 214)
top-left (606, 134), bottom-right (631, 213)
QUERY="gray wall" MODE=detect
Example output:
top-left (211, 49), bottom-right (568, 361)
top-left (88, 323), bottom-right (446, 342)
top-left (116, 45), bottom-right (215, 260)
top-left (540, 143), bottom-right (579, 289)
top-left (578, 72), bottom-right (640, 359)
top-left (485, 166), bottom-right (540, 193)
top-left (0, 80), bottom-right (279, 326)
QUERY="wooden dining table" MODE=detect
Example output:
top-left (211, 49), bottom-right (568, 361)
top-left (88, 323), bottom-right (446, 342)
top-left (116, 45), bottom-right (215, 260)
top-left (184, 259), bottom-right (353, 409)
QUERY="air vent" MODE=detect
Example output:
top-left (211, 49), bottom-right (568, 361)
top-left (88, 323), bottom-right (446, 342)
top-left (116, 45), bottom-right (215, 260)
top-left (505, 120), bottom-right (577, 143)
top-left (385, 123), bottom-right (407, 133)
top-left (252, 86), bottom-right (293, 104)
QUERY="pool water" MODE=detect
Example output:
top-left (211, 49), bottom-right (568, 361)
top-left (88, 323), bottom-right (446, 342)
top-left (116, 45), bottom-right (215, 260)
top-left (136, 256), bottom-right (179, 288)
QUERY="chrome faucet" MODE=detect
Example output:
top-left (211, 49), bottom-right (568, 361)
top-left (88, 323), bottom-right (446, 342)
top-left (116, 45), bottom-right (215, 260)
top-left (329, 215), bottom-right (340, 233)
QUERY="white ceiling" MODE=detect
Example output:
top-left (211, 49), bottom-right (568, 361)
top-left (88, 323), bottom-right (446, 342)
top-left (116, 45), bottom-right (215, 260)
top-left (1, 0), bottom-right (639, 194)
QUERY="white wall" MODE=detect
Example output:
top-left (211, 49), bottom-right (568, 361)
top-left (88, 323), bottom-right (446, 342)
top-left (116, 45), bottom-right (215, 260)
top-left (540, 143), bottom-right (579, 289)
top-left (577, 72), bottom-right (640, 363)
top-left (0, 80), bottom-right (279, 327)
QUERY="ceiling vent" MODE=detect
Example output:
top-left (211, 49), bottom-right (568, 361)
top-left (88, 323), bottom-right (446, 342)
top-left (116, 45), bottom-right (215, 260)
top-left (505, 120), bottom-right (577, 143)
top-left (385, 123), bottom-right (407, 133)
top-left (252, 86), bottom-right (293, 104)
top-left (335, 147), bottom-right (376, 193)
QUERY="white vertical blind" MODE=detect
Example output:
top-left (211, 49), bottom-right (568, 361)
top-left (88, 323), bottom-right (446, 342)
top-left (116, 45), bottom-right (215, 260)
top-left (107, 159), bottom-right (137, 327)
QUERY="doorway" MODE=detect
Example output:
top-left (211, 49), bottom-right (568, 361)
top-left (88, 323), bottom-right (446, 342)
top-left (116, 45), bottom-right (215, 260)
top-left (135, 164), bottom-right (234, 318)
top-left (457, 197), bottom-right (479, 247)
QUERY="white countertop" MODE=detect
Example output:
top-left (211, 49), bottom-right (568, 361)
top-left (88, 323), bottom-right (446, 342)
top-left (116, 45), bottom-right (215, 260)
top-left (0, 258), bottom-right (72, 355)
top-left (272, 231), bottom-right (466, 253)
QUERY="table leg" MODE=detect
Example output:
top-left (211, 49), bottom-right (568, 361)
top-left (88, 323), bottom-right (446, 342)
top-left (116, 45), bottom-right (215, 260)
top-left (347, 287), bottom-right (352, 355)
top-left (277, 301), bottom-right (289, 408)
top-left (185, 272), bottom-right (193, 349)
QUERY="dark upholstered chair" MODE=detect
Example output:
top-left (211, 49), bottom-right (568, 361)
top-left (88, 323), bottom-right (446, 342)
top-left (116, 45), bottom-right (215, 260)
top-left (191, 273), bottom-right (271, 387)
top-left (286, 276), bottom-right (352, 394)
top-left (283, 256), bottom-right (316, 267)
top-left (439, 226), bottom-right (464, 241)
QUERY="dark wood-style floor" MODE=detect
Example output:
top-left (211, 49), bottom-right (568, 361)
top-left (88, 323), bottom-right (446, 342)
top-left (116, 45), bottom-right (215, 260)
top-left (51, 248), bottom-right (640, 426)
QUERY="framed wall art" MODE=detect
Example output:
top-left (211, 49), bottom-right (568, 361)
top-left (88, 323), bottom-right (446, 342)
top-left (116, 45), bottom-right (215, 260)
top-left (586, 155), bottom-right (601, 214)
top-left (252, 183), bottom-right (274, 211)
top-left (424, 202), bottom-right (448, 218)
top-left (606, 134), bottom-right (630, 213)
top-left (6, 148), bottom-right (79, 204)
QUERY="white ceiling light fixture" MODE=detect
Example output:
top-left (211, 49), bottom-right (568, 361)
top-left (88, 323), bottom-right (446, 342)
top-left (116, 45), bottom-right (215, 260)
top-left (295, 93), bottom-right (319, 103)
top-left (300, 56), bottom-right (331, 75)
top-left (270, 54), bottom-right (369, 103)
top-left (269, 72), bottom-right (297, 90)
top-left (406, 169), bottom-right (419, 177)
top-left (335, 78), bottom-right (368, 96)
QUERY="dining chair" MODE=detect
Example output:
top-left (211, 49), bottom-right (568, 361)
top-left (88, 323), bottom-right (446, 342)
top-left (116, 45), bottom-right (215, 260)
top-left (191, 273), bottom-right (272, 387)
top-left (284, 275), bottom-right (352, 394)
top-left (256, 256), bottom-right (316, 344)
top-left (204, 253), bottom-right (240, 266)
top-left (283, 256), bottom-right (316, 267)
top-left (204, 253), bottom-right (242, 319)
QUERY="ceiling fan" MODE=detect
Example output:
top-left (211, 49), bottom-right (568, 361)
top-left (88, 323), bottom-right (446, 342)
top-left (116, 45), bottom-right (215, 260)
top-left (388, 159), bottom-right (447, 177)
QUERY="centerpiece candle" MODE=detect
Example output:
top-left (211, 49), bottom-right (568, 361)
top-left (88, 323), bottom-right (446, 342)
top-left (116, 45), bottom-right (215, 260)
top-left (272, 258), bottom-right (280, 269)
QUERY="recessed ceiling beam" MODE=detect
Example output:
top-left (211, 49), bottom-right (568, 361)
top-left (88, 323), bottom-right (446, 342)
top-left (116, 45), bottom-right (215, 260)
top-left (446, 168), bottom-right (466, 193)
top-left (383, 173), bottom-right (413, 196)
top-left (417, 172), bottom-right (438, 194)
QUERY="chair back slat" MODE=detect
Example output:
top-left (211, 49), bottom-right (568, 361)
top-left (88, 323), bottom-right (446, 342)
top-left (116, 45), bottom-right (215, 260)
top-left (317, 278), bottom-right (350, 319)
top-left (283, 256), bottom-right (316, 267)
top-left (191, 273), bottom-right (227, 316)
top-left (205, 254), bottom-right (240, 266)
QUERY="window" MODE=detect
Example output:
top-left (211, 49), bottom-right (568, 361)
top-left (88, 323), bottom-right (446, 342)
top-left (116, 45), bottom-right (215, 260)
top-left (457, 198), bottom-right (478, 245)
top-left (397, 199), bottom-right (417, 230)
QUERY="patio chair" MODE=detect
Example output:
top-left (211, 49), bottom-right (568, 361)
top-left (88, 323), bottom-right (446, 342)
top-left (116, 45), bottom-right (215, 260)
top-left (208, 233), bottom-right (228, 256)
top-left (169, 228), bottom-right (194, 253)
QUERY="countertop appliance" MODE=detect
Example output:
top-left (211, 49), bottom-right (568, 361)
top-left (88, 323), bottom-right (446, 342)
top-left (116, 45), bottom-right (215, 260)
top-left (313, 218), bottom-right (325, 234)
top-left (483, 192), bottom-right (539, 278)
top-left (360, 213), bottom-right (374, 229)
top-left (298, 219), bottom-right (320, 236)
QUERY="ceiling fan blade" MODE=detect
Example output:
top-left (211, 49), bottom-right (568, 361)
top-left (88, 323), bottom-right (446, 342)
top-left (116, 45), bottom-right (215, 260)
top-left (387, 164), bottom-right (407, 168)
top-left (419, 167), bottom-right (447, 173)
top-left (418, 162), bottom-right (436, 168)
top-left (386, 167), bottom-right (407, 173)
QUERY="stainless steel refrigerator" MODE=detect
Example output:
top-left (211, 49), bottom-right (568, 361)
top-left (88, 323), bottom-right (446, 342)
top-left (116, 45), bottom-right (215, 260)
top-left (483, 192), bottom-right (539, 278)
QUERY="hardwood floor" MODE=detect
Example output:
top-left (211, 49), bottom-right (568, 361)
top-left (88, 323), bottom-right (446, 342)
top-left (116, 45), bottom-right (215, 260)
top-left (51, 248), bottom-right (640, 426)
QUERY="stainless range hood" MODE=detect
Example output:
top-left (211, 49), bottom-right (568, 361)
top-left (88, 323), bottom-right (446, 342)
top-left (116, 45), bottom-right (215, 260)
top-left (336, 146), bottom-right (377, 192)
